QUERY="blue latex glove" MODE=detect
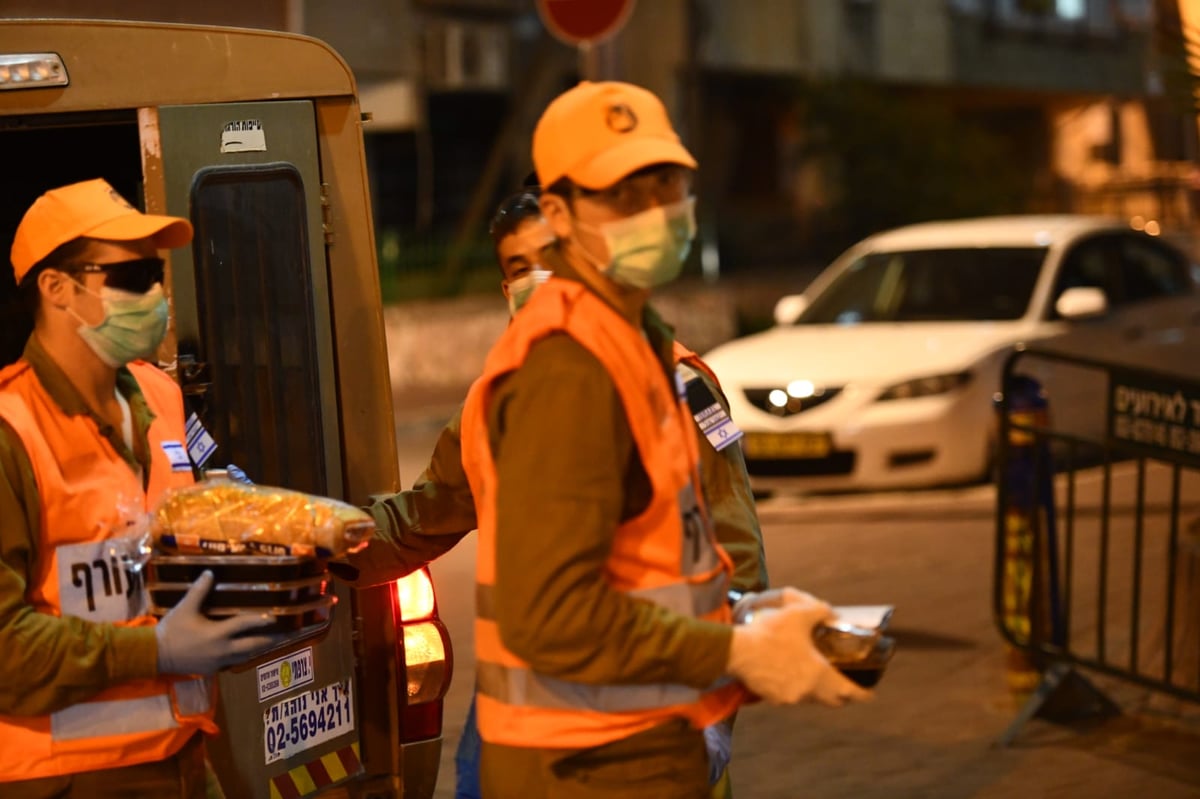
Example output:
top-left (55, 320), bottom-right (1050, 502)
top-left (454, 694), bottom-right (483, 799)
top-left (704, 718), bottom-right (734, 786)
top-left (225, 464), bottom-right (253, 485)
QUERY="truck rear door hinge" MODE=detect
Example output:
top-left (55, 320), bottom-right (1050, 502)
top-left (320, 182), bottom-right (334, 245)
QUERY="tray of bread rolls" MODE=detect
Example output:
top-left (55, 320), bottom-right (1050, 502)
top-left (142, 479), bottom-right (374, 637)
top-left (146, 554), bottom-right (336, 634)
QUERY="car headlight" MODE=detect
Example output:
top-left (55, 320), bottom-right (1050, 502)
top-left (876, 371), bottom-right (972, 401)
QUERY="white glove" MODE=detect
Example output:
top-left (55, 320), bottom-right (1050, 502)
top-left (155, 571), bottom-right (290, 675)
top-left (731, 586), bottom-right (816, 624)
top-left (726, 594), bottom-right (873, 707)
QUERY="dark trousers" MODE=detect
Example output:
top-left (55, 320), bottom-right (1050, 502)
top-left (2, 732), bottom-right (208, 799)
top-left (480, 719), bottom-right (710, 799)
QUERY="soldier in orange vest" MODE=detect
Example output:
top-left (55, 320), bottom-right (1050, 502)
top-left (340, 189), bottom-right (767, 798)
top-left (454, 82), bottom-right (871, 798)
top-left (0, 179), bottom-right (286, 798)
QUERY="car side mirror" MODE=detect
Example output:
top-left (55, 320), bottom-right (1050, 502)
top-left (1055, 286), bottom-right (1108, 320)
top-left (774, 294), bottom-right (809, 326)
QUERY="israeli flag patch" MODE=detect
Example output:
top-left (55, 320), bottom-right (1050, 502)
top-left (683, 377), bottom-right (743, 452)
top-left (185, 412), bottom-right (218, 468)
top-left (161, 440), bottom-right (193, 472)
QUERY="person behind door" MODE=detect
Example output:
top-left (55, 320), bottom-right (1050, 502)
top-left (0, 178), bottom-right (287, 798)
top-left (457, 81), bottom-right (871, 799)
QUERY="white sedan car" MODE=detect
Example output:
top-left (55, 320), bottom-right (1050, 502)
top-left (703, 215), bottom-right (1200, 492)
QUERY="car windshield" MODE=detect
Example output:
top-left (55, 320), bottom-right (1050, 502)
top-left (797, 247), bottom-right (1048, 324)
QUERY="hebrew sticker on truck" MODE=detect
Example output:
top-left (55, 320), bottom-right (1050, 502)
top-left (263, 678), bottom-right (355, 765)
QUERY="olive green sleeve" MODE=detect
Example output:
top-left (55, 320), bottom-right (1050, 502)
top-left (689, 372), bottom-right (769, 594)
top-left (335, 406), bottom-right (476, 587)
top-left (0, 420), bottom-right (158, 717)
top-left (489, 334), bottom-right (732, 690)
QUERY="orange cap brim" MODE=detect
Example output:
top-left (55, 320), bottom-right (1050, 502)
top-left (568, 137), bottom-right (697, 191)
top-left (87, 213), bottom-right (194, 250)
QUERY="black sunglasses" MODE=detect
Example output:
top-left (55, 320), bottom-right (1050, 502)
top-left (72, 257), bottom-right (165, 294)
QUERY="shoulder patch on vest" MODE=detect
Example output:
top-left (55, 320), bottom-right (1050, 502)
top-left (682, 376), bottom-right (743, 452)
top-left (161, 440), bottom-right (193, 472)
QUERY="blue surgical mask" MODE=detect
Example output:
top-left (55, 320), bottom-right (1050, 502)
top-left (576, 197), bottom-right (696, 289)
top-left (69, 282), bottom-right (169, 367)
top-left (505, 268), bottom-right (552, 316)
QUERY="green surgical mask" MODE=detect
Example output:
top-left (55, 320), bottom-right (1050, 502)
top-left (69, 282), bottom-right (169, 367)
top-left (576, 197), bottom-right (696, 289)
top-left (505, 268), bottom-right (552, 316)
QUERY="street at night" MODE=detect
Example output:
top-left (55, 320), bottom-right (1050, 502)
top-left (395, 420), bottom-right (1200, 799)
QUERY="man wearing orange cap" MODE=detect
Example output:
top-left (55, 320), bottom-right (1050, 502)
top-left (340, 188), bottom-right (769, 798)
top-left (456, 82), bottom-right (871, 798)
top-left (0, 178), bottom-right (285, 797)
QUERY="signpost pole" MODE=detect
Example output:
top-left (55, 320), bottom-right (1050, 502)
top-left (579, 40), bottom-right (598, 81)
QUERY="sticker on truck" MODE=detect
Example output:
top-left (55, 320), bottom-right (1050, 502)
top-left (263, 678), bottom-right (354, 765)
top-left (257, 647), bottom-right (315, 702)
top-left (221, 119), bottom-right (267, 153)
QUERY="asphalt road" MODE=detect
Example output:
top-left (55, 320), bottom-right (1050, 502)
top-left (393, 420), bottom-right (1200, 799)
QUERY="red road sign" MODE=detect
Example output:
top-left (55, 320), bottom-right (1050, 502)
top-left (536, 0), bottom-right (636, 46)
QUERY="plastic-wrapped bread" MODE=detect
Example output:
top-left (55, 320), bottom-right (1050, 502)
top-left (151, 479), bottom-right (375, 558)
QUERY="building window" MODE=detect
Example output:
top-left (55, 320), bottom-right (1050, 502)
top-left (1055, 0), bottom-right (1085, 19)
top-left (1016, 0), bottom-right (1085, 19)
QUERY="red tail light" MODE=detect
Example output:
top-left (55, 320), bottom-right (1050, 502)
top-left (393, 568), bottom-right (452, 743)
top-left (396, 568), bottom-right (436, 621)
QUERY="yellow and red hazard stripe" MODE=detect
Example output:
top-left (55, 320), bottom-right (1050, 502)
top-left (269, 742), bottom-right (363, 799)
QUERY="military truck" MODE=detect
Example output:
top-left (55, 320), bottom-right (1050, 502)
top-left (0, 19), bottom-right (452, 799)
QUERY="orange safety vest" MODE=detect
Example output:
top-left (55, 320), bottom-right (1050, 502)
top-left (0, 358), bottom-right (216, 782)
top-left (673, 340), bottom-right (721, 387)
top-left (460, 278), bottom-right (746, 749)
top-left (672, 338), bottom-right (705, 383)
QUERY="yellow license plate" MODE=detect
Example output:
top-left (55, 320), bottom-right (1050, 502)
top-left (743, 431), bottom-right (832, 459)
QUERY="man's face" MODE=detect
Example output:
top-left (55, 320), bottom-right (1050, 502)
top-left (49, 238), bottom-right (159, 326)
top-left (543, 163), bottom-right (693, 266)
top-left (498, 217), bottom-right (555, 286)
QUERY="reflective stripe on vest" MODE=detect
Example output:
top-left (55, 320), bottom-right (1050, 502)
top-left (50, 676), bottom-right (212, 742)
top-left (476, 661), bottom-right (737, 714)
top-left (475, 576), bottom-right (733, 713)
top-left (461, 279), bottom-right (746, 748)
top-left (0, 359), bottom-right (214, 782)
top-left (52, 695), bottom-right (176, 742)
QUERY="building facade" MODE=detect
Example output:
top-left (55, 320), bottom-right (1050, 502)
top-left (361, 0), bottom-right (1196, 274)
top-left (4, 0), bottom-right (1194, 280)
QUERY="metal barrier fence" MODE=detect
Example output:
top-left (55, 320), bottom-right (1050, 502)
top-left (993, 343), bottom-right (1200, 745)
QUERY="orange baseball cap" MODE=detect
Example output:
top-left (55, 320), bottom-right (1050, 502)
top-left (11, 178), bottom-right (193, 283)
top-left (533, 81), bottom-right (697, 191)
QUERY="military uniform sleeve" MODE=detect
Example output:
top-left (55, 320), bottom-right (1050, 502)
top-left (0, 419), bottom-right (157, 717)
top-left (687, 371), bottom-right (769, 594)
top-left (489, 334), bottom-right (733, 690)
top-left (336, 405), bottom-right (476, 587)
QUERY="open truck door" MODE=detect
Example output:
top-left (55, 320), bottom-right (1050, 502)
top-left (0, 20), bottom-right (451, 799)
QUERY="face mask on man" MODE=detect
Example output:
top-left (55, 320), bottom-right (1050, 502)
top-left (575, 196), bottom-right (696, 290)
top-left (68, 281), bottom-right (169, 367)
top-left (505, 268), bottom-right (552, 316)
